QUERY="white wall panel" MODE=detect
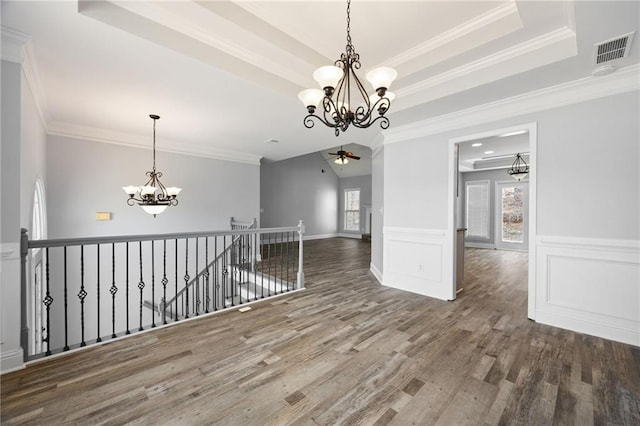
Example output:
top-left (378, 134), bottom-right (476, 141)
top-left (383, 227), bottom-right (453, 300)
top-left (536, 236), bottom-right (640, 346)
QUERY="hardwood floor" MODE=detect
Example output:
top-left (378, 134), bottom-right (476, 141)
top-left (2, 239), bottom-right (639, 425)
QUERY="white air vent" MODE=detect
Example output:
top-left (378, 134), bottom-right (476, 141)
top-left (593, 32), bottom-right (635, 65)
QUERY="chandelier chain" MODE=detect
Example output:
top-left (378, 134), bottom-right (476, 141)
top-left (152, 117), bottom-right (157, 172)
top-left (345, 0), bottom-right (353, 56)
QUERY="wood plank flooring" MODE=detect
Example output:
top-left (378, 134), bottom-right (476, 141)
top-left (2, 239), bottom-right (639, 425)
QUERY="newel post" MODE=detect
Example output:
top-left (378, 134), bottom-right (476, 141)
top-left (297, 220), bottom-right (305, 289)
top-left (20, 228), bottom-right (29, 361)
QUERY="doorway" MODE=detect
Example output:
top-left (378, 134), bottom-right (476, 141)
top-left (448, 123), bottom-right (537, 319)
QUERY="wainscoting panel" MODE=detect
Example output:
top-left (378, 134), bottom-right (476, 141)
top-left (383, 227), bottom-right (453, 300)
top-left (536, 236), bottom-right (640, 346)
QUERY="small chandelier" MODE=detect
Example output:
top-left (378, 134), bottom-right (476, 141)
top-left (298, 0), bottom-right (397, 136)
top-left (507, 153), bottom-right (529, 181)
top-left (122, 114), bottom-right (181, 217)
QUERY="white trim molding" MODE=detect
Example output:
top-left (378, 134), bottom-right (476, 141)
top-left (383, 64), bottom-right (640, 144)
top-left (47, 121), bottom-right (262, 166)
top-left (383, 227), bottom-right (453, 301)
top-left (338, 233), bottom-right (362, 240)
top-left (0, 348), bottom-right (25, 375)
top-left (370, 263), bottom-right (383, 285)
top-left (465, 242), bottom-right (495, 250)
top-left (536, 236), bottom-right (640, 346)
top-left (303, 233), bottom-right (339, 241)
top-left (1, 26), bottom-right (30, 64)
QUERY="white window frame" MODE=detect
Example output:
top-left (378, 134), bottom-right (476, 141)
top-left (344, 188), bottom-right (360, 232)
top-left (465, 180), bottom-right (490, 240)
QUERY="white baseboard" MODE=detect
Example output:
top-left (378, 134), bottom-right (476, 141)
top-left (0, 348), bottom-right (25, 375)
top-left (465, 242), bottom-right (495, 249)
top-left (338, 233), bottom-right (362, 239)
top-left (303, 233), bottom-right (339, 241)
top-left (536, 235), bottom-right (640, 346)
top-left (370, 263), bottom-right (383, 284)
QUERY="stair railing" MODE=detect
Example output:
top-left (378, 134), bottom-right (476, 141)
top-left (19, 221), bottom-right (304, 361)
top-left (158, 218), bottom-right (257, 320)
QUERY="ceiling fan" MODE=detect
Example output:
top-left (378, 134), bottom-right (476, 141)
top-left (328, 146), bottom-right (360, 165)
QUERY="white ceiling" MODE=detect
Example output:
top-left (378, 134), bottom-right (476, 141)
top-left (1, 1), bottom-right (638, 163)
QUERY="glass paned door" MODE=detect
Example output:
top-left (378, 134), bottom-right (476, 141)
top-left (495, 181), bottom-right (528, 250)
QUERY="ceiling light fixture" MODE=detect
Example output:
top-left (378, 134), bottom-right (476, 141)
top-left (472, 143), bottom-right (483, 147)
top-left (484, 150), bottom-right (494, 154)
top-left (507, 153), bottom-right (529, 181)
top-left (298, 0), bottom-right (397, 136)
top-left (122, 114), bottom-right (181, 217)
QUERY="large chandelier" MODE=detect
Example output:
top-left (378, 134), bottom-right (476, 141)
top-left (122, 114), bottom-right (181, 217)
top-left (298, 0), bottom-right (397, 136)
top-left (507, 153), bottom-right (529, 181)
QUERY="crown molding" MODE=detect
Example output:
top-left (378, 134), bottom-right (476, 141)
top-left (395, 26), bottom-right (577, 103)
top-left (379, 0), bottom-right (521, 70)
top-left (383, 63), bottom-right (640, 144)
top-left (1, 26), bottom-right (30, 63)
top-left (47, 121), bottom-right (262, 165)
top-left (371, 141), bottom-right (384, 159)
top-left (105, 0), bottom-right (311, 88)
top-left (2, 26), bottom-right (51, 129)
top-left (21, 43), bottom-right (52, 128)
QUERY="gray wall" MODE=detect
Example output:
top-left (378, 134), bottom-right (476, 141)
top-left (384, 91), bottom-right (640, 241)
top-left (371, 148), bottom-right (384, 273)
top-left (46, 135), bottom-right (260, 238)
top-left (461, 168), bottom-right (526, 246)
top-left (338, 174), bottom-right (372, 235)
top-left (0, 60), bottom-right (23, 371)
top-left (21, 72), bottom-right (48, 233)
top-left (260, 152), bottom-right (339, 237)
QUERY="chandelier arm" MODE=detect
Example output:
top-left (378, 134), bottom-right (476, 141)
top-left (303, 112), bottom-right (339, 130)
top-left (370, 96), bottom-right (391, 115)
top-left (352, 114), bottom-right (390, 130)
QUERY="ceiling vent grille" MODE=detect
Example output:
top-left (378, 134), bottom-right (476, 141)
top-left (594, 32), bottom-right (635, 65)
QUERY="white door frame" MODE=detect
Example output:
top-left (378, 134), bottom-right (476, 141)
top-left (495, 180), bottom-right (528, 251)
top-left (447, 122), bottom-right (537, 319)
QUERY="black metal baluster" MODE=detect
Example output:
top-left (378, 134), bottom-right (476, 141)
top-left (279, 232), bottom-right (283, 294)
top-left (214, 237), bottom-right (218, 311)
top-left (63, 247), bottom-right (69, 351)
top-left (175, 239), bottom-right (178, 321)
top-left (222, 235), bottom-right (227, 307)
top-left (267, 232), bottom-right (272, 296)
top-left (151, 241), bottom-right (156, 328)
top-left (96, 244), bottom-right (101, 343)
top-left (260, 233), bottom-right (265, 299)
top-left (43, 248), bottom-right (52, 355)
top-left (286, 232), bottom-right (290, 291)
top-left (184, 238), bottom-right (190, 319)
top-left (195, 238), bottom-right (199, 316)
top-left (138, 241), bottom-right (145, 331)
top-left (110, 243), bottom-right (118, 338)
top-left (254, 232), bottom-right (258, 301)
top-left (162, 240), bottom-right (168, 325)
top-left (79, 245), bottom-right (87, 347)
top-left (126, 242), bottom-right (130, 335)
top-left (205, 238), bottom-right (210, 313)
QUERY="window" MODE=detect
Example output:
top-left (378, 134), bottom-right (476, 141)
top-left (344, 188), bottom-right (360, 231)
top-left (465, 180), bottom-right (490, 239)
